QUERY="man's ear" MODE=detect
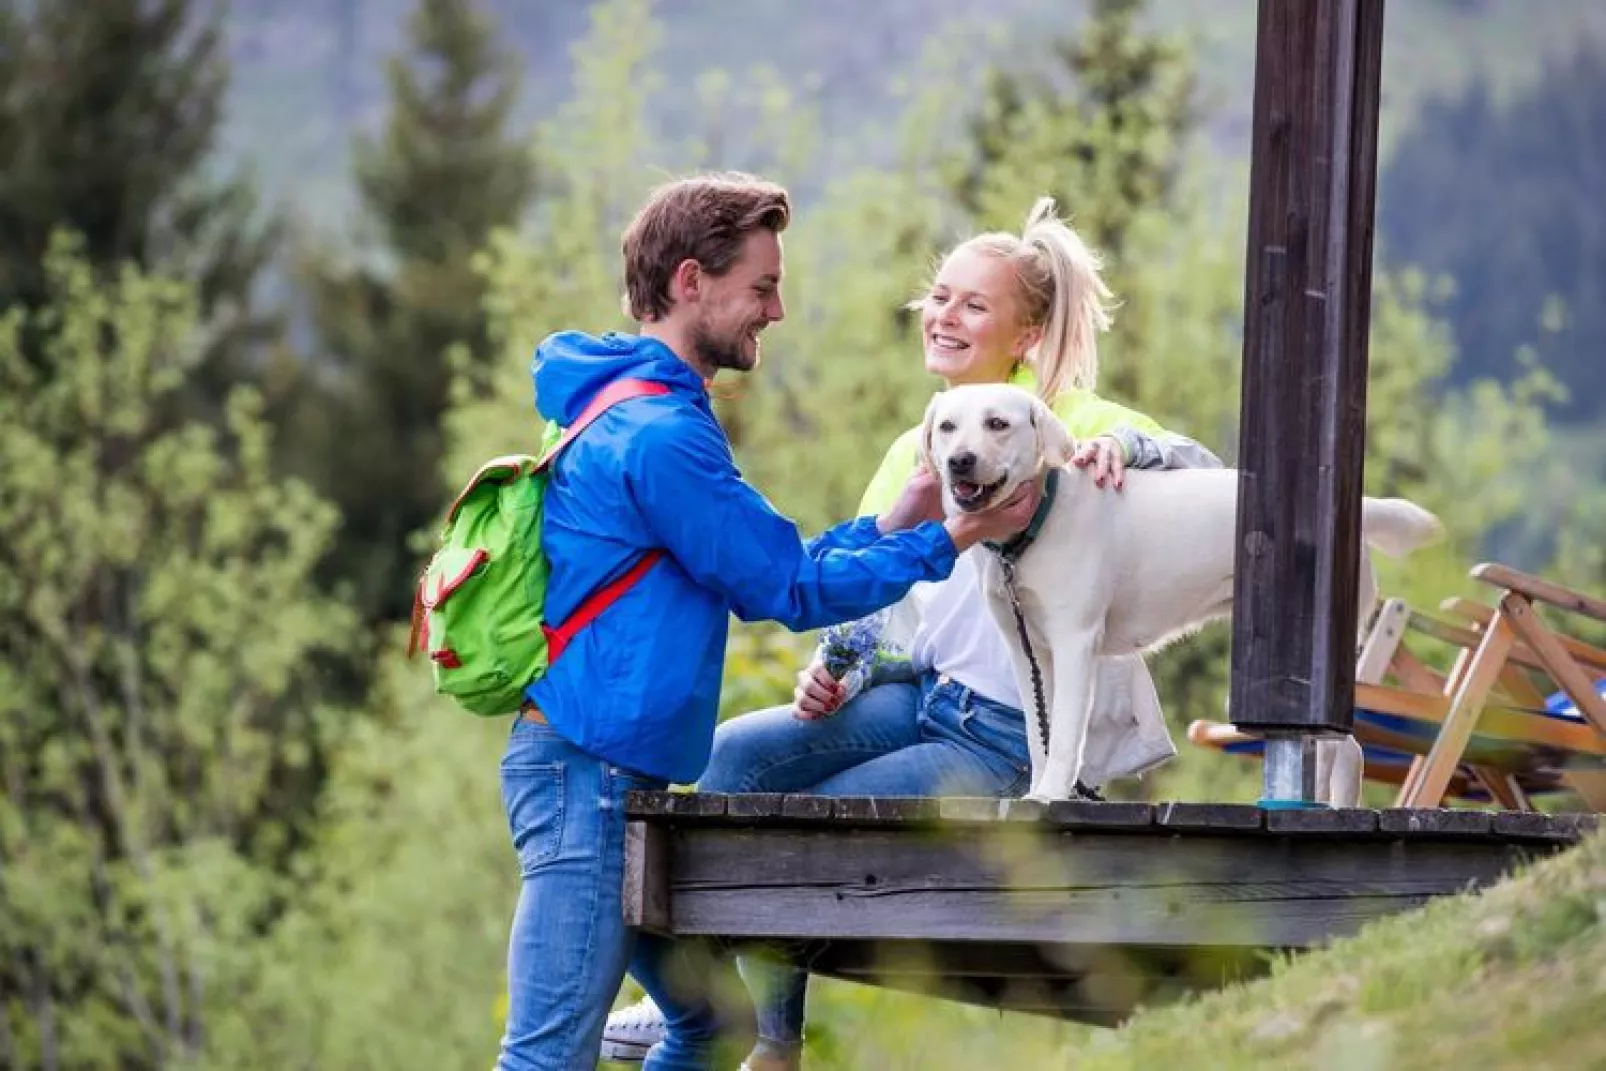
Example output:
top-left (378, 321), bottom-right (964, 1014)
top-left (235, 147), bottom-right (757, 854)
top-left (1032, 396), bottom-right (1076, 468)
top-left (670, 258), bottom-right (702, 304)
top-left (919, 394), bottom-right (941, 474)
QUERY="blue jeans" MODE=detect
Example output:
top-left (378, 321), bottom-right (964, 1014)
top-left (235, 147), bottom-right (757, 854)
top-left (497, 718), bottom-right (741, 1071)
top-left (699, 672), bottom-right (1030, 1058)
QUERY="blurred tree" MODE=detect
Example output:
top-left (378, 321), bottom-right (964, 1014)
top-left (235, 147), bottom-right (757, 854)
top-left (951, 0), bottom-right (1196, 258)
top-left (1380, 42), bottom-right (1606, 425)
top-left (0, 0), bottom-right (277, 405)
top-left (0, 234), bottom-right (354, 1070)
top-left (293, 0), bottom-right (538, 629)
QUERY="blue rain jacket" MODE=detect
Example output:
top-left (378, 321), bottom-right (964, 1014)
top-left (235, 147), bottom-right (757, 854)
top-left (526, 332), bottom-right (957, 783)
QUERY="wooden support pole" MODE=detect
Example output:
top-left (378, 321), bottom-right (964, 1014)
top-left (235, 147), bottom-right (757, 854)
top-left (1231, 0), bottom-right (1387, 765)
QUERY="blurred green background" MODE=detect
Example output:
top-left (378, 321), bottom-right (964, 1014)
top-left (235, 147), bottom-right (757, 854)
top-left (2, 0), bottom-right (1603, 1066)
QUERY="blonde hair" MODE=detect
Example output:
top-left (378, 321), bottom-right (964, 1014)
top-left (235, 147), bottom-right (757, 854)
top-left (954, 197), bottom-right (1114, 399)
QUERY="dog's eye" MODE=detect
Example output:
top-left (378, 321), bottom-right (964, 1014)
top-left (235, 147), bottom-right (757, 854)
top-left (937, 420), bottom-right (956, 433)
top-left (984, 417), bottom-right (1010, 432)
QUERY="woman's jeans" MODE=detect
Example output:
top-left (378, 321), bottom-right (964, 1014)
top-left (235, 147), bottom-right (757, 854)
top-left (497, 718), bottom-right (741, 1071)
top-left (699, 672), bottom-right (1030, 1059)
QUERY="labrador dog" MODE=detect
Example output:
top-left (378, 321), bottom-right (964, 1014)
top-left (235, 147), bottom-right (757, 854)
top-left (922, 383), bottom-right (1443, 804)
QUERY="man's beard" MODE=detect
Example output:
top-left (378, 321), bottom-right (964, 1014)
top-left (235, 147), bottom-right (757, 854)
top-left (691, 319), bottom-right (759, 374)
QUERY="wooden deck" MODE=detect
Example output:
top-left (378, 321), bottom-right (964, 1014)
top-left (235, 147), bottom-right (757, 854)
top-left (623, 792), bottom-right (1595, 1025)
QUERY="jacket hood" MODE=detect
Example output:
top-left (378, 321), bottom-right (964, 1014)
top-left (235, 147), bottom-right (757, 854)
top-left (531, 331), bottom-right (705, 425)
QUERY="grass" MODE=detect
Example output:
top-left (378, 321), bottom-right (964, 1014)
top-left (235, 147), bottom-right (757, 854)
top-left (717, 826), bottom-right (1606, 1069)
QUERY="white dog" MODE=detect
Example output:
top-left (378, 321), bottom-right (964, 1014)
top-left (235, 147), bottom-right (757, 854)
top-left (922, 384), bottom-right (1443, 804)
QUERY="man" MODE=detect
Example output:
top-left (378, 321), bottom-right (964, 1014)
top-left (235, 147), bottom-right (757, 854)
top-left (496, 172), bottom-right (1037, 1071)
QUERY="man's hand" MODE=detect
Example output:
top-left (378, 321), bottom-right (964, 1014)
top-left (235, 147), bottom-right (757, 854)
top-left (876, 464), bottom-right (945, 533)
top-left (943, 479), bottom-right (1043, 552)
top-left (792, 654), bottom-right (846, 720)
top-left (1072, 434), bottom-right (1127, 491)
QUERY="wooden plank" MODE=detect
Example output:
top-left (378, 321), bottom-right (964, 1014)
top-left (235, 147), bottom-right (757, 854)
top-left (1230, 0), bottom-right (1387, 737)
top-left (1156, 802), bottom-right (1265, 831)
top-left (1264, 808), bottom-right (1379, 836)
top-left (781, 795), bottom-right (834, 821)
top-left (660, 827), bottom-right (1540, 948)
top-left (1378, 809), bottom-right (1493, 838)
top-left (832, 796), bottom-right (941, 825)
top-left (622, 821), bottom-right (672, 935)
top-left (1474, 563), bottom-right (1606, 625)
top-left (724, 793), bottom-right (787, 821)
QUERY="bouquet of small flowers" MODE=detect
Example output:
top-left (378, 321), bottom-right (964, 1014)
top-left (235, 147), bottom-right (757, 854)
top-left (818, 609), bottom-right (888, 708)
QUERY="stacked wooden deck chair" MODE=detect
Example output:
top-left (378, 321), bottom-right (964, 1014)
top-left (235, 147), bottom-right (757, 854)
top-left (1189, 564), bottom-right (1606, 811)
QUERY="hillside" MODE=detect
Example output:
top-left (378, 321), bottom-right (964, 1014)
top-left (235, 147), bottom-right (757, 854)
top-left (220, 0), bottom-right (1606, 218)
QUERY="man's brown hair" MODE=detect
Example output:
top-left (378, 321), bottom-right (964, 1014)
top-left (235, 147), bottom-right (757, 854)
top-left (622, 172), bottom-right (791, 322)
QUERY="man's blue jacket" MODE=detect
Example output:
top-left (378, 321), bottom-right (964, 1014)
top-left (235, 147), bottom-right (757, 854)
top-left (526, 331), bottom-right (958, 783)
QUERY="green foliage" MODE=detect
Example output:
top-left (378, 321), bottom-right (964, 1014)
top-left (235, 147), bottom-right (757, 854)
top-left (199, 649), bottom-right (512, 1071)
top-left (0, 234), bottom-right (354, 1069)
top-left (0, 0), bottom-right (277, 397)
top-left (292, 0), bottom-right (538, 627)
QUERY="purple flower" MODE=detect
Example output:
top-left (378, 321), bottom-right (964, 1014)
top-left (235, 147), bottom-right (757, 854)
top-left (820, 612), bottom-right (885, 681)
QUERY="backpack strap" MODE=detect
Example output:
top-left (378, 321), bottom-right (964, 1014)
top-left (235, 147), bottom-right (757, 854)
top-left (409, 378), bottom-right (671, 660)
top-left (535, 377), bottom-right (671, 472)
top-left (538, 377), bottom-right (672, 662)
top-left (543, 549), bottom-right (665, 662)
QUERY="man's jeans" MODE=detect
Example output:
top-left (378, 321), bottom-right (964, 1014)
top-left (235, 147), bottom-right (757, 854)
top-left (698, 672), bottom-right (1030, 1058)
top-left (497, 718), bottom-right (740, 1070)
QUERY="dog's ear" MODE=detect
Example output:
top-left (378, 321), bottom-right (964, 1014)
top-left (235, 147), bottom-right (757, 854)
top-left (1031, 397), bottom-right (1076, 468)
top-left (919, 394), bottom-right (941, 474)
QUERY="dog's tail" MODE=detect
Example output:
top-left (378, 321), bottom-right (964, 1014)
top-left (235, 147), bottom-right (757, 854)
top-left (1361, 497), bottom-right (1444, 558)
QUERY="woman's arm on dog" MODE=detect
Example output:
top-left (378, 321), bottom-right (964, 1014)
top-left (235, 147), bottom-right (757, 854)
top-left (1110, 428), bottom-right (1224, 471)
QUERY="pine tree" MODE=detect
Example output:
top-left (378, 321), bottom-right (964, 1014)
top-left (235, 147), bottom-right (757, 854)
top-left (0, 0), bottom-right (276, 387)
top-left (297, 0), bottom-right (538, 626)
top-left (952, 0), bottom-right (1195, 260)
top-left (949, 0), bottom-right (1196, 405)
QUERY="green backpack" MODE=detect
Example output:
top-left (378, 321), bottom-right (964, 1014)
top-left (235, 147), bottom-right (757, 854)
top-left (407, 378), bottom-right (669, 716)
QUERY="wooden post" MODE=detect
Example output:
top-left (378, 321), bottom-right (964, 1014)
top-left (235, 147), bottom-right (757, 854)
top-left (1230, 0), bottom-right (1387, 802)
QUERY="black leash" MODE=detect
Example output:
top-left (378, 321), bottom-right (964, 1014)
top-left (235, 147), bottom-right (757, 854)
top-left (985, 468), bottom-right (1103, 803)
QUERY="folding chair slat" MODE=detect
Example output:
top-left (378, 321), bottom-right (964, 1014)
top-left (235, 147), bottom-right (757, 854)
top-left (1474, 562), bottom-right (1606, 625)
top-left (1497, 592), bottom-right (1606, 737)
top-left (1401, 611), bottom-right (1516, 807)
top-left (1445, 596), bottom-right (1606, 674)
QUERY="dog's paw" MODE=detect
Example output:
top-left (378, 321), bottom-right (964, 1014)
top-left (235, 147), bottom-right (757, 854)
top-left (1024, 790), bottom-right (1055, 805)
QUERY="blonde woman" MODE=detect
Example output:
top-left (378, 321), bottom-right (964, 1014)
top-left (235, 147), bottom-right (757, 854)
top-left (602, 198), bottom-right (1220, 1069)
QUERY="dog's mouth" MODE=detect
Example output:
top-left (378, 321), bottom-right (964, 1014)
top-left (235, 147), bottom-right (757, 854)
top-left (949, 476), bottom-right (1008, 512)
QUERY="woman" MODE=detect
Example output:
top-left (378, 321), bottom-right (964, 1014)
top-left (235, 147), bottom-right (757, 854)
top-left (603, 198), bottom-right (1220, 1070)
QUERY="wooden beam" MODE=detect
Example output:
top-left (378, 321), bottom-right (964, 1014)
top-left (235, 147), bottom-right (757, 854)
top-left (654, 824), bottom-right (1541, 952)
top-left (622, 821), bottom-right (672, 934)
top-left (1230, 0), bottom-right (1387, 737)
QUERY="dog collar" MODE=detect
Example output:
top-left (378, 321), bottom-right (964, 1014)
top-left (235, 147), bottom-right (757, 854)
top-left (983, 466), bottom-right (1059, 562)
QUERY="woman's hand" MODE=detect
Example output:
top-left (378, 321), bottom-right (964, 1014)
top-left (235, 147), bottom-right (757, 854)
top-left (1072, 434), bottom-right (1127, 491)
top-left (793, 654), bottom-right (846, 720)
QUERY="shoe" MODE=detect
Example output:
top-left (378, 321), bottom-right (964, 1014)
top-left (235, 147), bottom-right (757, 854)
top-left (599, 995), bottom-right (666, 1063)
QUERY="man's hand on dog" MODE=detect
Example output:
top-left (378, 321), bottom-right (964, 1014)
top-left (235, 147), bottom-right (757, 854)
top-left (943, 478), bottom-right (1042, 552)
top-left (876, 464), bottom-right (945, 533)
top-left (1072, 434), bottom-right (1127, 490)
top-left (792, 655), bottom-right (845, 720)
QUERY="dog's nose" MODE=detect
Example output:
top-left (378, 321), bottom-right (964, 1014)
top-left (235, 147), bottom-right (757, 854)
top-left (947, 452), bottom-right (976, 477)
